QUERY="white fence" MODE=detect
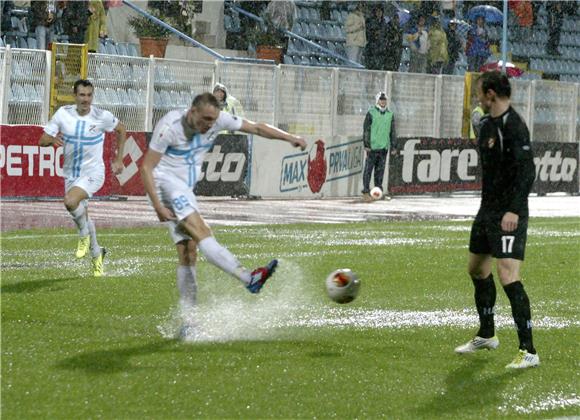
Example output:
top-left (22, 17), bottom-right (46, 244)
top-left (1, 46), bottom-right (579, 143)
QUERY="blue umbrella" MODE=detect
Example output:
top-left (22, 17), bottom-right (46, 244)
top-left (466, 5), bottom-right (503, 23)
top-left (447, 18), bottom-right (471, 38)
top-left (396, 8), bottom-right (411, 27)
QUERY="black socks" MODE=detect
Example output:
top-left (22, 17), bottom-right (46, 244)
top-left (503, 281), bottom-right (536, 354)
top-left (472, 274), bottom-right (496, 339)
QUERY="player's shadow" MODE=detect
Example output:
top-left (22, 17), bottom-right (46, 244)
top-left (0, 277), bottom-right (79, 294)
top-left (414, 357), bottom-right (523, 417)
top-left (55, 338), bottom-right (285, 374)
top-left (56, 339), bottom-right (176, 374)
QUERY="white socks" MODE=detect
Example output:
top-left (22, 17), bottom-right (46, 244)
top-left (198, 237), bottom-right (251, 284)
top-left (69, 203), bottom-right (89, 236)
top-left (177, 265), bottom-right (197, 310)
top-left (88, 219), bottom-right (101, 258)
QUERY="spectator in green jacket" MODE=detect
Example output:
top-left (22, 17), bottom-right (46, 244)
top-left (85, 0), bottom-right (107, 52)
top-left (362, 91), bottom-right (396, 202)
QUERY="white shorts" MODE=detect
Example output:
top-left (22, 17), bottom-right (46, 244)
top-left (65, 173), bottom-right (105, 198)
top-left (155, 178), bottom-right (200, 244)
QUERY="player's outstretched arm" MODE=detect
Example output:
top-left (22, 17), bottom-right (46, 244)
top-left (139, 150), bottom-right (175, 222)
top-left (38, 132), bottom-right (63, 147)
top-left (240, 120), bottom-right (307, 150)
top-left (111, 121), bottom-right (127, 175)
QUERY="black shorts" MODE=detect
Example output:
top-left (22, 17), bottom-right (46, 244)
top-left (469, 210), bottom-right (528, 260)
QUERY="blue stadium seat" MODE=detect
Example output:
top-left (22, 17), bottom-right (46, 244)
top-left (12, 84), bottom-right (26, 102)
top-left (26, 37), bottom-right (38, 49)
top-left (23, 84), bottom-right (40, 102)
top-left (93, 88), bottom-right (106, 104)
top-left (105, 87), bottom-right (121, 105)
top-left (116, 42), bottom-right (129, 57)
top-left (126, 43), bottom-right (139, 57)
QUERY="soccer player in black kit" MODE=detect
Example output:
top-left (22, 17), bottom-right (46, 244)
top-left (455, 71), bottom-right (539, 369)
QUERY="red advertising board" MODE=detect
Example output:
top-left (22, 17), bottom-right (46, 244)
top-left (0, 125), bottom-right (147, 197)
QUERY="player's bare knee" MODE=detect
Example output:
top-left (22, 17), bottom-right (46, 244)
top-left (63, 196), bottom-right (79, 211)
top-left (496, 258), bottom-right (521, 284)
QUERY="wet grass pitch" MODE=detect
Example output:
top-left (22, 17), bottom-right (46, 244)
top-left (2, 218), bottom-right (579, 418)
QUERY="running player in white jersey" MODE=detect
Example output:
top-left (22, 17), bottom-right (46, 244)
top-left (140, 93), bottom-right (306, 332)
top-left (39, 79), bottom-right (126, 276)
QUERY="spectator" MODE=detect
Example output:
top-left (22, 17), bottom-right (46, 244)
top-left (213, 83), bottom-right (244, 118)
top-left (546, 1), bottom-right (564, 55)
top-left (470, 101), bottom-right (485, 139)
top-left (441, 0), bottom-right (456, 19)
top-left (59, 0), bottom-right (89, 44)
top-left (263, 0), bottom-right (295, 55)
top-left (1, 0), bottom-right (14, 34)
top-left (345, 2), bottom-right (366, 65)
top-left (406, 15), bottom-right (430, 73)
top-left (365, 5), bottom-right (388, 70)
top-left (444, 19), bottom-right (463, 75)
top-left (30, 1), bottom-right (56, 50)
top-left (85, 0), bottom-right (106, 53)
top-left (428, 20), bottom-right (448, 74)
top-left (384, 13), bottom-right (404, 72)
top-left (466, 16), bottom-right (490, 72)
top-left (509, 0), bottom-right (533, 41)
top-left (362, 92), bottom-right (396, 202)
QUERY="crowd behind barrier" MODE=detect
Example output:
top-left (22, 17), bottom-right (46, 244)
top-left (0, 46), bottom-right (578, 143)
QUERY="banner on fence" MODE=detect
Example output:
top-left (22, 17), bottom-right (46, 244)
top-left (389, 137), bottom-right (579, 195)
top-left (249, 136), bottom-right (364, 198)
top-left (0, 125), bottom-right (148, 197)
top-left (194, 134), bottom-right (249, 197)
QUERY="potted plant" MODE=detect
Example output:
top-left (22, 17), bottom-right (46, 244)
top-left (248, 24), bottom-right (285, 64)
top-left (127, 12), bottom-right (172, 58)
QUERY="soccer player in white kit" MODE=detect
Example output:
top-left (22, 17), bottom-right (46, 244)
top-left (140, 93), bottom-right (306, 330)
top-left (39, 79), bottom-right (127, 276)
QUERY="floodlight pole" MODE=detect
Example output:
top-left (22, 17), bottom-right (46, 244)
top-left (501, 0), bottom-right (508, 73)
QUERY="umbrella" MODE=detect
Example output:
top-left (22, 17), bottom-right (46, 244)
top-left (480, 61), bottom-right (524, 77)
top-left (466, 5), bottom-right (503, 24)
top-left (396, 8), bottom-right (411, 27)
top-left (446, 18), bottom-right (471, 38)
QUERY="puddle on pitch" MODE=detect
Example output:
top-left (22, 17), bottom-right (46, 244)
top-left (499, 391), bottom-right (580, 415)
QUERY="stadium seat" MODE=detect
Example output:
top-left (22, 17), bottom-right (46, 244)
top-left (105, 88), bottom-right (121, 105)
top-left (12, 84), bottom-right (26, 102)
top-left (26, 37), bottom-right (38, 49)
top-left (116, 42), bottom-right (129, 57)
top-left (93, 88), bottom-right (106, 104)
top-left (23, 84), bottom-right (40, 102)
top-left (126, 43), bottom-right (139, 57)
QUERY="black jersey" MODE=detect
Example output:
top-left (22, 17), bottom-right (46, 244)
top-left (477, 106), bottom-right (536, 216)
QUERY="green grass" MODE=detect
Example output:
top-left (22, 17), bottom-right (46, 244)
top-left (2, 219), bottom-right (579, 419)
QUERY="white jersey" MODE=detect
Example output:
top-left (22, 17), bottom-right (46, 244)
top-left (44, 105), bottom-right (119, 179)
top-left (149, 109), bottom-right (243, 188)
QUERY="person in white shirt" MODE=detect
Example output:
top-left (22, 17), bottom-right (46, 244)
top-left (139, 93), bottom-right (306, 337)
top-left (39, 79), bottom-right (126, 276)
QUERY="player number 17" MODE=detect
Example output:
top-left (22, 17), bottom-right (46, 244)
top-left (501, 235), bottom-right (515, 254)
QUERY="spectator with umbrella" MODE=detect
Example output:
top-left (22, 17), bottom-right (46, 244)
top-left (466, 15), bottom-right (490, 72)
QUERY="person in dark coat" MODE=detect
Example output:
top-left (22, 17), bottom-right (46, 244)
top-left (444, 19), bottom-right (463, 75)
top-left (384, 13), bottom-right (403, 72)
top-left (29, 1), bottom-right (56, 49)
top-left (59, 0), bottom-right (90, 44)
top-left (365, 5), bottom-right (388, 71)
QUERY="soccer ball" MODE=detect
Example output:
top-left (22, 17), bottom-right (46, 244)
top-left (370, 187), bottom-right (383, 200)
top-left (325, 269), bottom-right (361, 304)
